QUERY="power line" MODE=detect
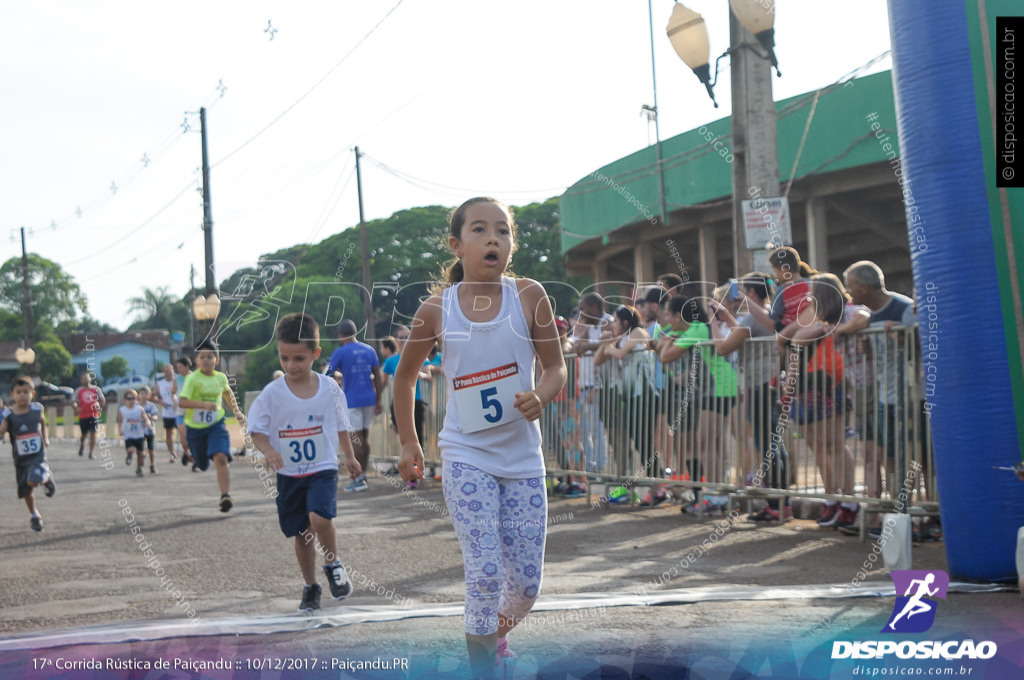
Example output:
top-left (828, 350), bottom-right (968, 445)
top-left (362, 153), bottom-right (569, 197)
top-left (212, 0), bottom-right (408, 169)
top-left (62, 180), bottom-right (199, 267)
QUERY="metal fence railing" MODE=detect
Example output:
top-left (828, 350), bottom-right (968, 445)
top-left (371, 325), bottom-right (937, 524)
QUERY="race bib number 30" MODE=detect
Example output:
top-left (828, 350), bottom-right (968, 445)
top-left (16, 433), bottom-right (42, 456)
top-left (453, 362), bottom-right (522, 434)
top-left (280, 426), bottom-right (326, 465)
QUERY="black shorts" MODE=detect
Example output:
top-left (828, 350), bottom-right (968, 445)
top-left (162, 417), bottom-right (177, 431)
top-left (15, 454), bottom-right (49, 499)
top-left (144, 433), bottom-right (155, 451)
top-left (125, 438), bottom-right (145, 451)
top-left (79, 417), bottom-right (98, 435)
top-left (701, 395), bottom-right (736, 417)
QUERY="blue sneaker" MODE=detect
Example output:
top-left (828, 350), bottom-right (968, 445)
top-left (344, 477), bottom-right (368, 493)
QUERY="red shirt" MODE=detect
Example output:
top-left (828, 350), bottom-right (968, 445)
top-left (75, 386), bottom-right (102, 419)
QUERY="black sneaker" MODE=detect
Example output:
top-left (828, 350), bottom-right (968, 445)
top-left (220, 494), bottom-right (233, 512)
top-left (30, 516), bottom-right (43, 532)
top-left (43, 473), bottom-right (56, 497)
top-left (126, 454), bottom-right (132, 465)
top-left (78, 446), bottom-right (84, 457)
top-left (299, 584), bottom-right (322, 611)
top-left (136, 468), bottom-right (144, 478)
top-left (150, 465), bottom-right (157, 475)
top-left (324, 563), bottom-right (352, 600)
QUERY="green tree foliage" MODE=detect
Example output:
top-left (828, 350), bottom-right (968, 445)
top-left (0, 254), bottom-right (88, 329)
top-left (34, 339), bottom-right (73, 384)
top-left (56, 315), bottom-right (118, 337)
top-left (100, 356), bottom-right (129, 381)
top-left (127, 286), bottom-right (178, 330)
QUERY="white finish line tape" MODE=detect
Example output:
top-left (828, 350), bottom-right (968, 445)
top-left (0, 581), bottom-right (1009, 652)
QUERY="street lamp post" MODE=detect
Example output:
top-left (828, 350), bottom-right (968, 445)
top-left (192, 294), bottom-right (221, 345)
top-left (15, 346), bottom-right (36, 382)
top-left (667, 0), bottom-right (781, 276)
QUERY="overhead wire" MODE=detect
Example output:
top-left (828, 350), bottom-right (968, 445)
top-left (212, 0), bottom-right (407, 170)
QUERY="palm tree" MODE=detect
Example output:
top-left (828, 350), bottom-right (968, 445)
top-left (127, 286), bottom-right (178, 330)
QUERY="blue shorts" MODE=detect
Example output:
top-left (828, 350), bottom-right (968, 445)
top-left (276, 469), bottom-right (339, 537)
top-left (176, 415), bottom-right (185, 426)
top-left (185, 419), bottom-right (232, 471)
top-left (15, 455), bottom-right (49, 499)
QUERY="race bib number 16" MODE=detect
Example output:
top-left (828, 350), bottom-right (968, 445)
top-left (453, 362), bottom-right (522, 434)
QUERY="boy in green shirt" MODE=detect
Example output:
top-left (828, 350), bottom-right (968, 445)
top-left (178, 340), bottom-right (241, 512)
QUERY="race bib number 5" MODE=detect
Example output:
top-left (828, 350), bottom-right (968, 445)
top-left (16, 433), bottom-right (42, 456)
top-left (280, 426), bottom-right (326, 465)
top-left (453, 362), bottom-right (522, 434)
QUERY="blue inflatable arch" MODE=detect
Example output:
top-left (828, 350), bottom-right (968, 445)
top-left (888, 0), bottom-right (1024, 580)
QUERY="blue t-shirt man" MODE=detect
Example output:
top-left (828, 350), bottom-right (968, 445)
top-left (327, 321), bottom-right (381, 409)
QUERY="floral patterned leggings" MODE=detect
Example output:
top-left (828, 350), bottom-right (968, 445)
top-left (443, 460), bottom-right (548, 636)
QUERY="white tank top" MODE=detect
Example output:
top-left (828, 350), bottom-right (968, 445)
top-left (438, 276), bottom-right (543, 478)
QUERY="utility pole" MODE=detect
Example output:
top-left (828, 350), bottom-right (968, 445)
top-left (354, 147), bottom-right (374, 339)
top-left (648, 0), bottom-right (668, 228)
top-left (729, 10), bottom-right (780, 276)
top-left (20, 226), bottom-right (34, 354)
top-left (189, 264), bottom-right (197, 349)
top-left (200, 107), bottom-right (217, 336)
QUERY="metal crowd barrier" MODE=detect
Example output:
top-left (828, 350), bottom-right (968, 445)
top-left (372, 325), bottom-right (937, 522)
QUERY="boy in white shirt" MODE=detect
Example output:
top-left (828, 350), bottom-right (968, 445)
top-left (248, 313), bottom-right (362, 612)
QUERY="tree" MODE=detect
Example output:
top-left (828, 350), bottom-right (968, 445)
top-left (101, 356), bottom-right (129, 381)
top-left (57, 315), bottom-right (119, 336)
top-left (0, 254), bottom-right (88, 330)
top-left (127, 286), bottom-right (178, 330)
top-left (34, 339), bottom-right (73, 384)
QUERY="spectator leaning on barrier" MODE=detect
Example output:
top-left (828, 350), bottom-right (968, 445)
top-left (595, 305), bottom-right (653, 482)
top-left (571, 292), bottom-right (613, 472)
top-left (843, 261), bottom-right (915, 526)
top-left (710, 274), bottom-right (793, 521)
top-left (659, 296), bottom-right (738, 490)
top-left (642, 287), bottom-right (672, 496)
top-left (785, 274), bottom-right (860, 529)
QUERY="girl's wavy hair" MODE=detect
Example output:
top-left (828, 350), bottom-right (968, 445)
top-left (432, 197), bottom-right (518, 294)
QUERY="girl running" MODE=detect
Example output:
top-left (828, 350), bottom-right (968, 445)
top-left (396, 197), bottom-right (566, 679)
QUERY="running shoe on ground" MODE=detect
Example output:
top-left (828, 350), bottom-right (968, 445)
top-left (834, 503), bottom-right (859, 528)
top-left (344, 477), bottom-right (368, 492)
top-left (136, 468), bottom-right (144, 478)
top-left (220, 494), bottom-right (233, 512)
top-left (817, 502), bottom-right (840, 527)
top-left (406, 480), bottom-right (418, 490)
top-left (150, 465), bottom-right (157, 475)
top-left (323, 563), bottom-right (352, 600)
top-left (299, 584), bottom-right (322, 611)
top-left (30, 516), bottom-right (43, 532)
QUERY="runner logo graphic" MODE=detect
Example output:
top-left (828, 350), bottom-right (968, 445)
top-left (882, 569), bottom-right (949, 634)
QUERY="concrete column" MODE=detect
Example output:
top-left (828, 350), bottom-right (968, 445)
top-left (633, 241), bottom-right (654, 288)
top-left (699, 226), bottom-right (719, 288)
top-left (594, 259), bottom-right (609, 299)
top-left (806, 197), bottom-right (829, 272)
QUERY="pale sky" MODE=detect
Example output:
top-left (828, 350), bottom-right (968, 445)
top-left (1, 1), bottom-right (892, 329)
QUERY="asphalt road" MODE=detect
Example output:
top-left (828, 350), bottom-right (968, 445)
top-left (0, 440), bottom-right (1019, 679)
